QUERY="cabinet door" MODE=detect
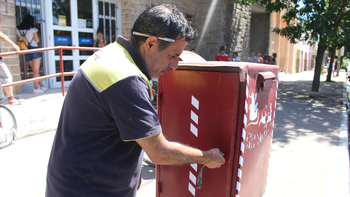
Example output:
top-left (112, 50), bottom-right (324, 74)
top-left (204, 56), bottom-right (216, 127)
top-left (234, 65), bottom-right (279, 197)
top-left (156, 70), bottom-right (240, 197)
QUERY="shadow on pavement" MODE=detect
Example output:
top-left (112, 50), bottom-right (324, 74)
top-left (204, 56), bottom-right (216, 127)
top-left (141, 165), bottom-right (156, 180)
top-left (273, 80), bottom-right (344, 148)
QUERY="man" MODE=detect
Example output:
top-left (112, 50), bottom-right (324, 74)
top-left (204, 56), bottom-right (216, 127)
top-left (46, 4), bottom-right (225, 197)
top-left (215, 46), bottom-right (230, 61)
top-left (0, 30), bottom-right (22, 105)
top-left (263, 49), bottom-right (271, 64)
top-left (247, 50), bottom-right (259, 63)
top-left (232, 51), bottom-right (241, 62)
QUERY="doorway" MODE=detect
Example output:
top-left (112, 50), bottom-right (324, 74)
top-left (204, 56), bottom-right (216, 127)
top-left (15, 0), bottom-right (47, 91)
top-left (43, 0), bottom-right (121, 88)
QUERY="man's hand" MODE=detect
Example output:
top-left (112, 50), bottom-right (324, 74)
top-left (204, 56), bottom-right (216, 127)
top-left (205, 148), bottom-right (225, 169)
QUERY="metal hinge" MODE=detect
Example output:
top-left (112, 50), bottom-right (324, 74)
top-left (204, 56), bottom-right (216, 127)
top-left (157, 181), bottom-right (162, 193)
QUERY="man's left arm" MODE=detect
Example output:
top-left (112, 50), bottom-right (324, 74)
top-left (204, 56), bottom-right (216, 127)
top-left (0, 31), bottom-right (20, 52)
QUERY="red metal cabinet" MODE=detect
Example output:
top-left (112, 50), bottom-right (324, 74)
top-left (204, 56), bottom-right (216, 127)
top-left (156, 62), bottom-right (279, 197)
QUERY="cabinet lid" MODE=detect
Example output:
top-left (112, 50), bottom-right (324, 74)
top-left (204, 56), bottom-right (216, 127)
top-left (178, 50), bottom-right (277, 73)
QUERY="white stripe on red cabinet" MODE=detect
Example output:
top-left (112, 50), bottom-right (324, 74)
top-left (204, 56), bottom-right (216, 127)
top-left (188, 96), bottom-right (200, 196)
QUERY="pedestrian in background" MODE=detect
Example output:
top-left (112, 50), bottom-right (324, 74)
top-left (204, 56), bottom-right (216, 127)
top-left (247, 50), bottom-right (259, 63)
top-left (271, 53), bottom-right (277, 65)
top-left (93, 27), bottom-right (107, 48)
top-left (46, 4), bottom-right (225, 197)
top-left (232, 51), bottom-right (241, 62)
top-left (263, 49), bottom-right (271, 64)
top-left (16, 14), bottom-right (46, 94)
top-left (256, 51), bottom-right (263, 63)
top-left (215, 46), bottom-right (230, 61)
top-left (0, 30), bottom-right (22, 105)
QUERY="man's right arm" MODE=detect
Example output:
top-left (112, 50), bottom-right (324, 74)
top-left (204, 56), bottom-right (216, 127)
top-left (136, 132), bottom-right (225, 169)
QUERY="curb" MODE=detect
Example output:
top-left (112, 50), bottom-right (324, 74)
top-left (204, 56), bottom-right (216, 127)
top-left (326, 89), bottom-right (350, 196)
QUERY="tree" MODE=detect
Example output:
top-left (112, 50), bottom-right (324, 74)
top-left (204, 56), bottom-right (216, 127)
top-left (236, 0), bottom-right (350, 94)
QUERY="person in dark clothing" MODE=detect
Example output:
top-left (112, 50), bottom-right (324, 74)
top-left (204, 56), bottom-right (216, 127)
top-left (263, 49), bottom-right (271, 64)
top-left (93, 27), bottom-right (107, 48)
top-left (272, 53), bottom-right (277, 65)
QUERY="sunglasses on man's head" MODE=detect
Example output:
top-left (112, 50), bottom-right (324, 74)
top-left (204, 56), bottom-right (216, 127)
top-left (132, 32), bottom-right (175, 43)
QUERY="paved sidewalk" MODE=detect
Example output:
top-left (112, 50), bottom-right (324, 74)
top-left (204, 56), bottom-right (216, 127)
top-left (2, 70), bottom-right (349, 197)
top-left (263, 70), bottom-right (349, 197)
top-left (4, 88), bottom-right (66, 139)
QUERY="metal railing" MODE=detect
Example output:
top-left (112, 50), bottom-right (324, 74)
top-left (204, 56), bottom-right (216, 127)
top-left (0, 46), bottom-right (100, 96)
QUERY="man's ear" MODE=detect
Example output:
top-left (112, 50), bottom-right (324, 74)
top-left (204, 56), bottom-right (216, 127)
top-left (144, 36), bottom-right (158, 52)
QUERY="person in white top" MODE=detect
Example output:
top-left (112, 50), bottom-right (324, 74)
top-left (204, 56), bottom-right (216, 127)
top-left (16, 15), bottom-right (46, 94)
top-left (232, 52), bottom-right (241, 62)
top-left (0, 30), bottom-right (23, 105)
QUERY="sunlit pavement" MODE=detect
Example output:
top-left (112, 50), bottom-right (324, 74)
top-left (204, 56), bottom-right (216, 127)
top-left (0, 131), bottom-right (157, 197)
top-left (0, 132), bottom-right (55, 197)
top-left (263, 70), bottom-right (349, 197)
top-left (0, 70), bottom-right (348, 197)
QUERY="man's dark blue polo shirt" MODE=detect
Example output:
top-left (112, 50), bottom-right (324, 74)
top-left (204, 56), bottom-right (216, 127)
top-left (46, 36), bottom-right (161, 197)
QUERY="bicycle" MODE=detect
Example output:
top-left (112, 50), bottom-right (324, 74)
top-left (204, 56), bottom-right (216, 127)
top-left (0, 85), bottom-right (18, 149)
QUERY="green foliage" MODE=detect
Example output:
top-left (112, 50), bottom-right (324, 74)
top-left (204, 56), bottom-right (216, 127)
top-left (341, 58), bottom-right (350, 70)
top-left (235, 0), bottom-right (350, 92)
top-left (235, 0), bottom-right (350, 50)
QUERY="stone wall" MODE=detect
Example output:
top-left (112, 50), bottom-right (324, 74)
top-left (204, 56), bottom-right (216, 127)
top-left (250, 13), bottom-right (270, 58)
top-left (121, 0), bottom-right (201, 39)
top-left (121, 0), bottom-right (227, 61)
top-left (224, 2), bottom-right (251, 61)
top-left (0, 0), bottom-right (21, 94)
top-left (191, 0), bottom-right (225, 60)
top-left (122, 0), bottom-right (253, 61)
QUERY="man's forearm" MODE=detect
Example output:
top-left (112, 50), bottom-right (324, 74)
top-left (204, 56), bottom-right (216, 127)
top-left (137, 133), bottom-right (223, 168)
top-left (152, 140), bottom-right (212, 165)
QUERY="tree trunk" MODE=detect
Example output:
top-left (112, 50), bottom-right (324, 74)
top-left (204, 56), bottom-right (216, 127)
top-left (336, 56), bottom-right (341, 76)
top-left (312, 44), bottom-right (327, 92)
top-left (326, 51), bottom-right (335, 82)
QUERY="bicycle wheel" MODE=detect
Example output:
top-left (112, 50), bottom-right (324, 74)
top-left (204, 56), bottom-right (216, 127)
top-left (0, 105), bottom-right (17, 149)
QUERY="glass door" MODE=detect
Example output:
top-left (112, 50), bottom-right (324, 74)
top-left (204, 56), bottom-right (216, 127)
top-left (98, 0), bottom-right (120, 44)
top-left (46, 0), bottom-right (120, 88)
top-left (15, 0), bottom-right (46, 90)
top-left (49, 0), bottom-right (96, 88)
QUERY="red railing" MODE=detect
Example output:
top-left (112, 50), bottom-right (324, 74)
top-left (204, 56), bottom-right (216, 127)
top-left (0, 46), bottom-right (100, 96)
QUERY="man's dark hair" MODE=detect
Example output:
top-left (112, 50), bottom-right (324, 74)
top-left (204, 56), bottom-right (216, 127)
top-left (233, 52), bottom-right (238, 56)
top-left (219, 46), bottom-right (226, 51)
top-left (131, 4), bottom-right (197, 51)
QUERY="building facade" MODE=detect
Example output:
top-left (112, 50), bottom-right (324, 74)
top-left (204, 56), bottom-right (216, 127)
top-left (0, 0), bottom-right (21, 93)
top-left (0, 0), bottom-right (316, 93)
top-left (271, 10), bottom-right (317, 74)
